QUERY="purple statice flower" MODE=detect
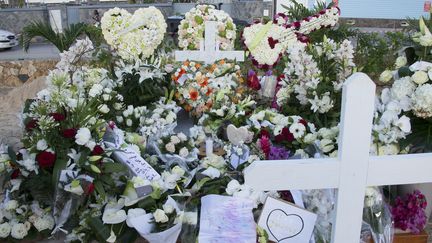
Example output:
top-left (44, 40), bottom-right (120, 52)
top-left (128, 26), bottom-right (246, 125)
top-left (391, 190), bottom-right (427, 234)
top-left (268, 146), bottom-right (290, 160)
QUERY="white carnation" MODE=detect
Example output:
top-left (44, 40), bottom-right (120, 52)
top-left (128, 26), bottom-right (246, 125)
top-left (75, 128), bottom-right (91, 146)
top-left (36, 139), bottom-right (48, 151)
top-left (179, 147), bottom-right (189, 158)
top-left (412, 71), bottom-right (429, 85)
top-left (33, 214), bottom-right (55, 232)
top-left (165, 143), bottom-right (176, 153)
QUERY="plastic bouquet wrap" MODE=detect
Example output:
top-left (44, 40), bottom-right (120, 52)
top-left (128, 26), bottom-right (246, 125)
top-left (362, 187), bottom-right (394, 243)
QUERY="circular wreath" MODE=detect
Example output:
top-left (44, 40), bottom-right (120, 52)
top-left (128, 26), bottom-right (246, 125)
top-left (178, 4), bottom-right (237, 51)
top-left (101, 7), bottom-right (167, 61)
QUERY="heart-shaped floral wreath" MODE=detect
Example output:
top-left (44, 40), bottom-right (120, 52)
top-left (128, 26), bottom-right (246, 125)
top-left (101, 7), bottom-right (167, 61)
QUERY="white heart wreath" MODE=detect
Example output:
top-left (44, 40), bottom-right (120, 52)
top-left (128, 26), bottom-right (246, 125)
top-left (101, 7), bottom-right (167, 61)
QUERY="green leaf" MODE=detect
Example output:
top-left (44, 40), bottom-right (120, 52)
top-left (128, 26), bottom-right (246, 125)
top-left (87, 216), bottom-right (111, 242)
top-left (103, 163), bottom-right (127, 173)
top-left (117, 227), bottom-right (138, 243)
top-left (194, 16), bottom-right (204, 25)
top-left (94, 180), bottom-right (106, 199)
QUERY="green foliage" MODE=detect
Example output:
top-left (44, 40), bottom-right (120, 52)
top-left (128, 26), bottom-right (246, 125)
top-left (20, 21), bottom-right (92, 52)
top-left (402, 116), bottom-right (432, 153)
top-left (355, 31), bottom-right (410, 80)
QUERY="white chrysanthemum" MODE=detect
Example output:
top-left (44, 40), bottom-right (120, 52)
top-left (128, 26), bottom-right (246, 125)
top-left (412, 70), bottom-right (429, 85)
top-left (412, 84), bottom-right (432, 118)
top-left (289, 123), bottom-right (306, 139)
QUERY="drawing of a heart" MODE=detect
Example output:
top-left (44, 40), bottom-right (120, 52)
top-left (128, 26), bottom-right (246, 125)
top-left (266, 209), bottom-right (304, 242)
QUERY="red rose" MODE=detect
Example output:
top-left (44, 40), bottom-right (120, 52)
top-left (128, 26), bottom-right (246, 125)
top-left (62, 128), bottom-right (77, 138)
top-left (92, 145), bottom-right (104, 155)
top-left (293, 21), bottom-right (301, 29)
top-left (25, 119), bottom-right (38, 131)
top-left (50, 113), bottom-right (66, 122)
top-left (36, 151), bottom-right (56, 168)
top-left (86, 183), bottom-right (95, 195)
top-left (275, 127), bottom-right (294, 143)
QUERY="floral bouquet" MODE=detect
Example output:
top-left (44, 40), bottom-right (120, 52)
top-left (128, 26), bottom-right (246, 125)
top-left (173, 60), bottom-right (244, 117)
top-left (391, 190), bottom-right (427, 234)
top-left (178, 4), bottom-right (236, 51)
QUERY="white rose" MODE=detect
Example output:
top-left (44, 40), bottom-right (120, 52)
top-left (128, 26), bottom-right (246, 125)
top-left (177, 132), bottom-right (187, 141)
top-left (379, 70), bottom-right (393, 83)
top-left (395, 56), bottom-right (407, 68)
top-left (163, 203), bottom-right (175, 214)
top-left (126, 119), bottom-right (133, 127)
top-left (153, 209), bottom-right (169, 223)
top-left (165, 143), bottom-right (176, 153)
top-left (412, 71), bottom-right (429, 85)
top-left (36, 139), bottom-right (48, 151)
top-left (179, 147), bottom-right (189, 158)
top-left (75, 128), bottom-right (91, 146)
top-left (11, 223), bottom-right (28, 239)
top-left (0, 222), bottom-right (11, 238)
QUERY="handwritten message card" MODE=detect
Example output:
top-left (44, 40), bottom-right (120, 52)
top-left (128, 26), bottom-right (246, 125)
top-left (258, 197), bottom-right (317, 243)
top-left (112, 146), bottom-right (160, 181)
top-left (198, 195), bottom-right (256, 243)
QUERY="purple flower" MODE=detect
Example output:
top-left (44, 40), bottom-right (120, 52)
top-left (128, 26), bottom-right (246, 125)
top-left (391, 190), bottom-right (427, 234)
top-left (268, 146), bottom-right (290, 160)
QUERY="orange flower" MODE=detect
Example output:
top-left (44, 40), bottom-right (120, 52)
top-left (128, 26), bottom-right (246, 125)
top-left (183, 61), bottom-right (190, 67)
top-left (184, 104), bottom-right (192, 112)
top-left (195, 63), bottom-right (201, 69)
top-left (189, 88), bottom-right (199, 101)
top-left (219, 59), bottom-right (225, 65)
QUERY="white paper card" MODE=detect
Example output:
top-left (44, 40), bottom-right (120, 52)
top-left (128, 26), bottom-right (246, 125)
top-left (258, 197), bottom-right (317, 243)
top-left (198, 195), bottom-right (256, 243)
top-left (112, 146), bottom-right (160, 181)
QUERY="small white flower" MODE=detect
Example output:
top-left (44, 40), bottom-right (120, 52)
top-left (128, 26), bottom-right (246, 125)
top-left (75, 128), bottom-right (91, 146)
top-left (36, 139), bottom-right (48, 151)
top-left (153, 209), bottom-right (169, 223)
top-left (395, 56), bottom-right (407, 68)
top-left (170, 136), bottom-right (181, 144)
top-left (177, 132), bottom-right (187, 141)
top-left (126, 119), bottom-right (133, 127)
top-left (33, 214), bottom-right (55, 232)
top-left (289, 123), bottom-right (306, 139)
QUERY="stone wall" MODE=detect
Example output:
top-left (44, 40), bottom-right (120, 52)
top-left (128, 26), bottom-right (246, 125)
top-left (0, 60), bottom-right (57, 88)
top-left (0, 7), bottom-right (48, 34)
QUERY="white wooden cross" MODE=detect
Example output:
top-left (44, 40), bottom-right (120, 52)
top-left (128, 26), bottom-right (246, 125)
top-left (244, 72), bottom-right (432, 243)
top-left (175, 21), bottom-right (245, 64)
